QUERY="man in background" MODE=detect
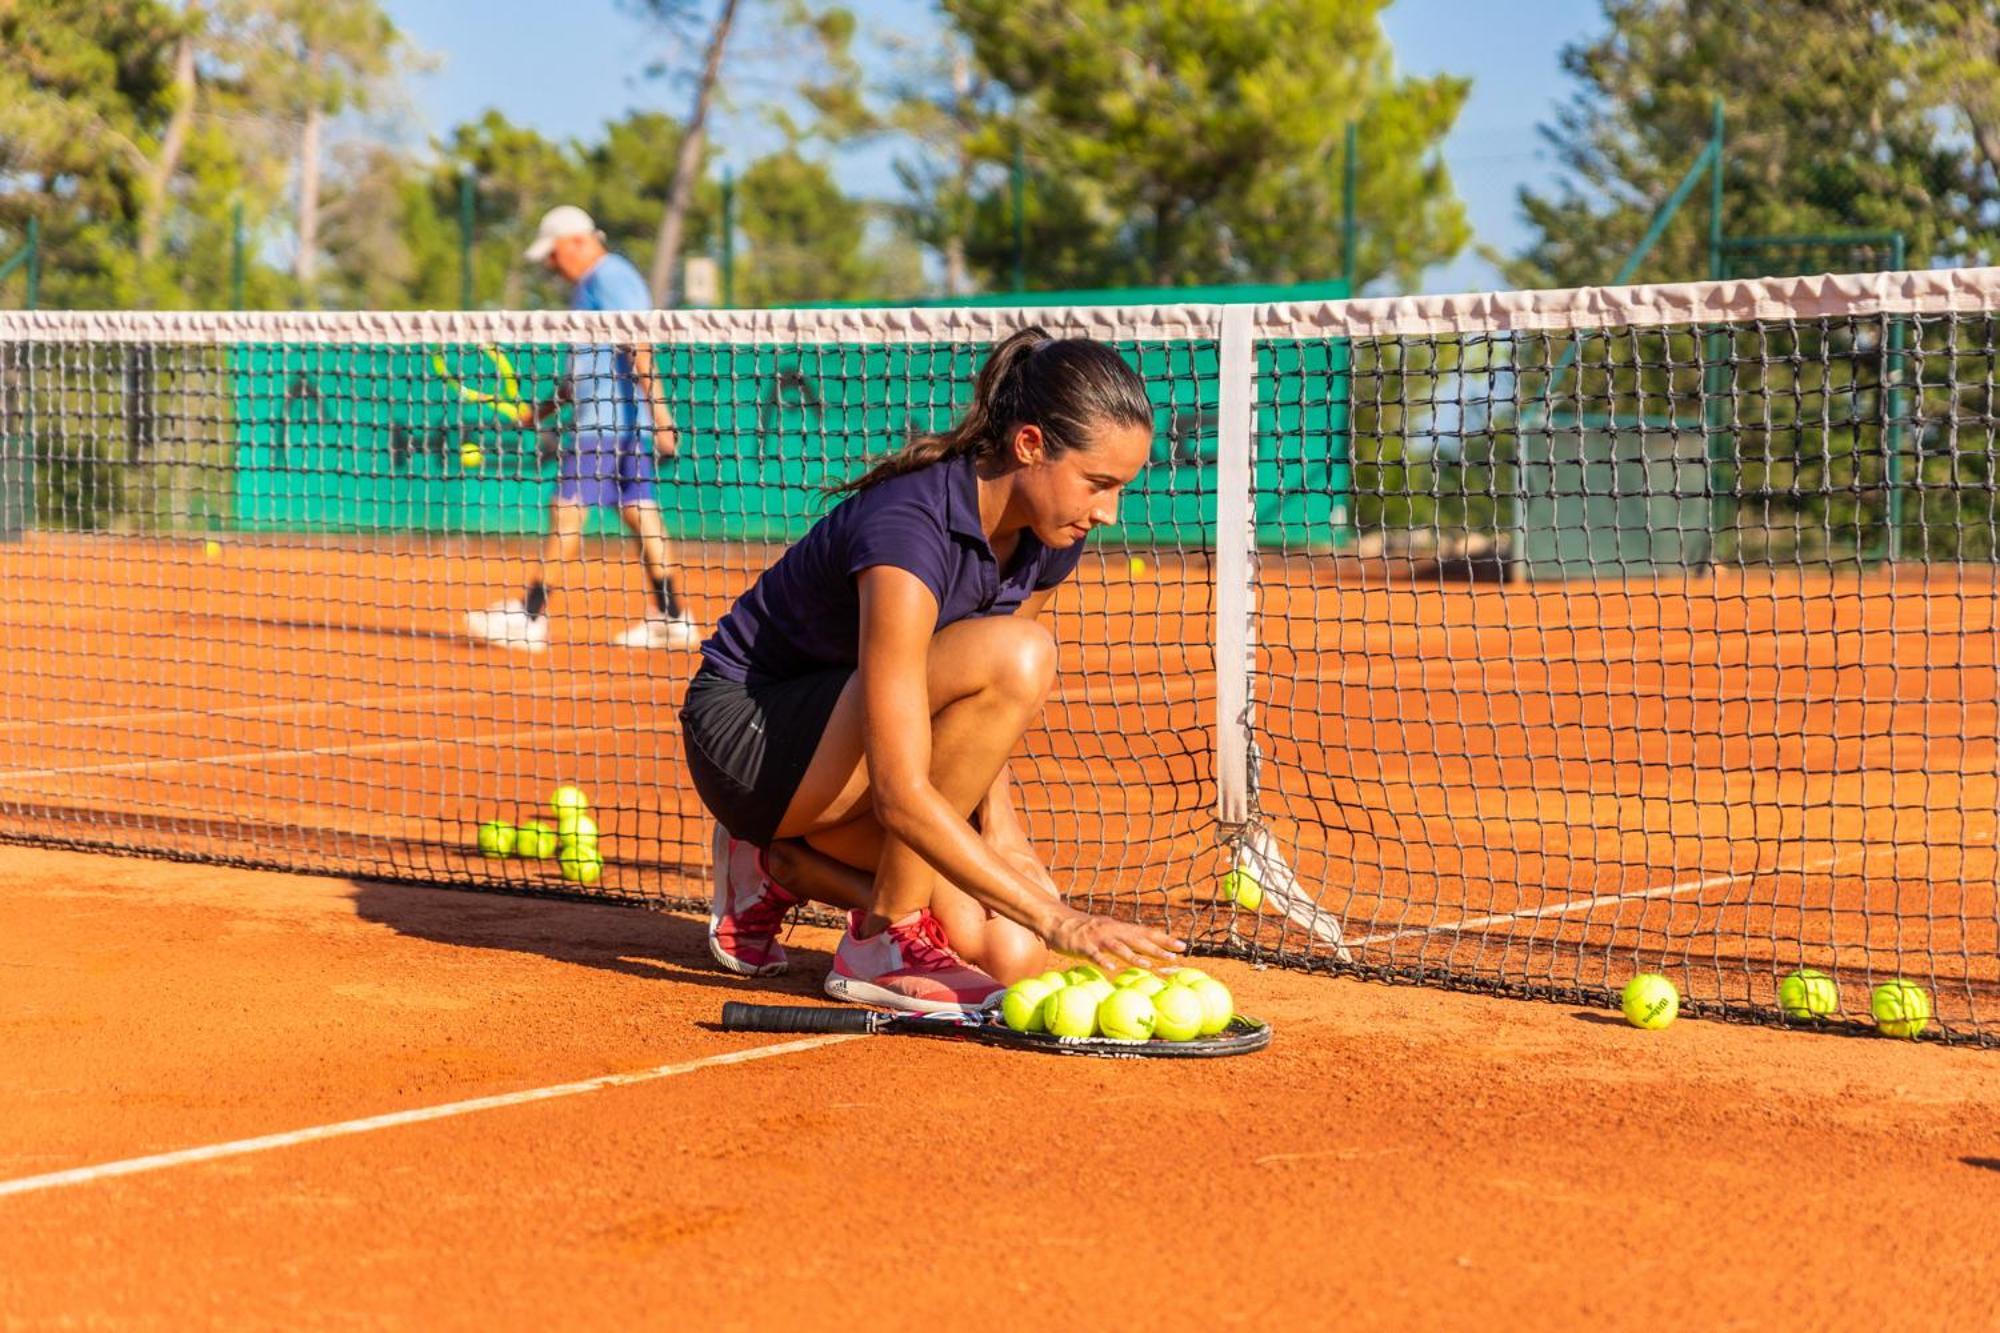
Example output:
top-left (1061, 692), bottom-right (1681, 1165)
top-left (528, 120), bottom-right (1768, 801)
top-left (466, 205), bottom-right (698, 651)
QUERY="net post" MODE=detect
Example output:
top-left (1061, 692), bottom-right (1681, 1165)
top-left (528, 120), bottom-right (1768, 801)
top-left (1341, 120), bottom-right (1358, 292)
top-left (1707, 97), bottom-right (1725, 280)
top-left (24, 217), bottom-right (39, 311)
top-left (1214, 306), bottom-right (1255, 828)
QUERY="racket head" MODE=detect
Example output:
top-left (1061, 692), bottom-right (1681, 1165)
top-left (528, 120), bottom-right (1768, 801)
top-left (429, 345), bottom-right (530, 425)
top-left (720, 1003), bottom-right (1269, 1059)
top-left (944, 1011), bottom-right (1271, 1059)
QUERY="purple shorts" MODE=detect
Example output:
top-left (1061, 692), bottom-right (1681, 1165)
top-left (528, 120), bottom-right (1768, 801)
top-left (556, 433), bottom-right (656, 508)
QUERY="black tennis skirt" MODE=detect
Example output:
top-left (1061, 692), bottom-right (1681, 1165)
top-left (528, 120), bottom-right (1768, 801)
top-left (679, 663), bottom-right (853, 846)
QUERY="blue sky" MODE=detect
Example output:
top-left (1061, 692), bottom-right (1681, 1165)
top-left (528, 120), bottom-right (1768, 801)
top-left (382, 0), bottom-right (1607, 295)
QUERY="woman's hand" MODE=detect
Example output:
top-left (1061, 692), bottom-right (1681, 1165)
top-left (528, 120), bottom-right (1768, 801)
top-left (1044, 910), bottom-right (1185, 975)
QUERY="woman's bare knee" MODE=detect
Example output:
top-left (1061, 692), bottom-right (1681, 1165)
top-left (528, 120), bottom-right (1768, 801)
top-left (980, 619), bottom-right (1057, 706)
top-left (974, 916), bottom-right (1049, 985)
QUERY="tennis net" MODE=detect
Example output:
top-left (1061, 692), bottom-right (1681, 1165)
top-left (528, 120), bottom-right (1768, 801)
top-left (3, 266), bottom-right (1999, 1039)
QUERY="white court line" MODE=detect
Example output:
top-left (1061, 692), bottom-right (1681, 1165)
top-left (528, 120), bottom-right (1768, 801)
top-left (0, 673), bottom-right (682, 736)
top-left (0, 723), bottom-right (631, 784)
top-left (1351, 852), bottom-right (1855, 948)
top-left (0, 1035), bottom-right (855, 1201)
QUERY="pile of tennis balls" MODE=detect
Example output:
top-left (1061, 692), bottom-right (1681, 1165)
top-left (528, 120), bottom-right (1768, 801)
top-left (999, 963), bottom-right (1235, 1042)
top-left (475, 785), bottom-right (602, 884)
top-left (1618, 968), bottom-right (1935, 1039)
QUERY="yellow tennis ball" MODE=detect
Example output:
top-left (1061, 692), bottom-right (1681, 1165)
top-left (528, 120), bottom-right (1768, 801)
top-left (558, 843), bottom-right (603, 885)
top-left (1221, 867), bottom-right (1264, 911)
top-left (1128, 555), bottom-right (1148, 577)
top-left (1871, 978), bottom-right (1932, 1039)
top-left (513, 819), bottom-right (558, 860)
top-left (1042, 984), bottom-right (1099, 1038)
top-left (459, 442), bottom-right (483, 469)
top-left (1152, 984), bottom-right (1204, 1041)
top-left (1123, 973), bottom-right (1167, 999)
top-left (1033, 969), bottom-right (1070, 993)
top-left (1065, 963), bottom-right (1108, 986)
top-left (1072, 979), bottom-right (1115, 1011)
top-left (550, 785), bottom-right (589, 816)
top-left (1097, 988), bottom-right (1158, 1041)
top-left (1621, 973), bottom-right (1679, 1030)
top-left (1001, 977), bottom-right (1057, 1033)
top-left (1186, 978), bottom-right (1234, 1036)
top-left (558, 813), bottom-right (599, 844)
top-left (1164, 967), bottom-right (1211, 989)
top-left (202, 539), bottom-right (222, 560)
top-left (475, 820), bottom-right (517, 858)
top-left (1778, 968), bottom-right (1839, 1020)
top-left (1113, 967), bottom-right (1153, 988)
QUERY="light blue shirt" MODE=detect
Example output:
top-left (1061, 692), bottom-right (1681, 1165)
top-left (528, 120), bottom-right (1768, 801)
top-left (568, 252), bottom-right (653, 437)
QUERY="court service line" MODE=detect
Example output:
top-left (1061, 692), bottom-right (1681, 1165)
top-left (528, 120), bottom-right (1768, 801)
top-left (1351, 851), bottom-right (1856, 948)
top-left (0, 1035), bottom-right (856, 1202)
top-left (0, 722), bottom-right (636, 784)
top-left (0, 673), bottom-right (683, 737)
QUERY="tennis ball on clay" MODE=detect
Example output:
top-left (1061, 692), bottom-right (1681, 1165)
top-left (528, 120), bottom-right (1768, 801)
top-left (558, 843), bottom-right (603, 885)
top-left (475, 820), bottom-right (517, 858)
top-left (459, 442), bottom-right (484, 469)
top-left (1065, 963), bottom-right (1108, 986)
top-left (1220, 866), bottom-right (1264, 911)
top-left (202, 539), bottom-right (222, 560)
top-left (550, 785), bottom-right (589, 817)
top-left (1033, 969), bottom-right (1071, 993)
top-left (1128, 555), bottom-right (1148, 577)
top-left (1621, 973), bottom-right (1679, 1030)
top-left (513, 819), bottom-right (558, 860)
top-left (1778, 967), bottom-right (1839, 1021)
top-left (1097, 988), bottom-right (1158, 1041)
top-left (1042, 984), bottom-right (1100, 1039)
top-left (1000, 977), bottom-right (1058, 1034)
top-left (1185, 978), bottom-right (1235, 1037)
top-left (1152, 983), bottom-right (1204, 1042)
top-left (1871, 978), bottom-right (1932, 1039)
top-left (1163, 967), bottom-right (1211, 990)
top-left (557, 813), bottom-right (598, 844)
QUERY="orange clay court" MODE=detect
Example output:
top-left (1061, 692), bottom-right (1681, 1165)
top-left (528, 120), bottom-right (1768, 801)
top-left (2, 531), bottom-right (1998, 1324)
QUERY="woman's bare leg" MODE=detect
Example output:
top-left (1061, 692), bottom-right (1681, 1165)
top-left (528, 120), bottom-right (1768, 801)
top-left (769, 616), bottom-right (1057, 972)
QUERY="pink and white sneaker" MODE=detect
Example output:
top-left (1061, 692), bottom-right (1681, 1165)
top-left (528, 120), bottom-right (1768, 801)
top-left (707, 824), bottom-right (802, 977)
top-left (824, 909), bottom-right (1005, 1014)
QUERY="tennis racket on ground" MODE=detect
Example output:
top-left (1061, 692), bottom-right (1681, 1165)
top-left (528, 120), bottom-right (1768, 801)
top-left (429, 344), bottom-right (534, 427)
top-left (720, 1002), bottom-right (1271, 1060)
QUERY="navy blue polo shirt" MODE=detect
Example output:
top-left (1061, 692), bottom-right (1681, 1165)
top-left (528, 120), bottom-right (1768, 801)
top-left (701, 451), bottom-right (1086, 683)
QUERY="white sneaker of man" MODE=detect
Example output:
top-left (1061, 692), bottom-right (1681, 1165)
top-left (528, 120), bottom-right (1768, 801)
top-left (465, 600), bottom-right (549, 652)
top-left (612, 611), bottom-right (700, 649)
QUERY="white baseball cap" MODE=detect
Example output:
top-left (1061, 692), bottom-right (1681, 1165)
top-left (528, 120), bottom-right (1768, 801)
top-left (524, 205), bottom-right (601, 261)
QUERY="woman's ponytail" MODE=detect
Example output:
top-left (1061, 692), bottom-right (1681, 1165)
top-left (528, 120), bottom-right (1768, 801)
top-left (831, 326), bottom-right (1147, 495)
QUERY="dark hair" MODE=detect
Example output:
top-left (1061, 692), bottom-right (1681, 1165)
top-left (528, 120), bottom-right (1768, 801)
top-left (831, 326), bottom-right (1151, 495)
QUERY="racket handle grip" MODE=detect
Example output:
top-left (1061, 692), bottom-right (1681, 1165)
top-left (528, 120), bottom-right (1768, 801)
top-left (721, 1002), bottom-right (878, 1034)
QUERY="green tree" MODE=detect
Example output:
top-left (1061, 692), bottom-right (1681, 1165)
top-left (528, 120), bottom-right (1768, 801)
top-left (623, 0), bottom-right (868, 304)
top-left (442, 112), bottom-right (585, 309)
top-left (0, 0), bottom-right (235, 307)
top-left (1508, 0), bottom-right (1999, 289)
top-left (922, 0), bottom-right (1469, 292)
top-left (734, 147), bottom-right (910, 304)
top-left (575, 110), bottom-right (722, 286)
top-left (880, 29), bottom-right (994, 296)
top-left (218, 0), bottom-right (423, 305)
